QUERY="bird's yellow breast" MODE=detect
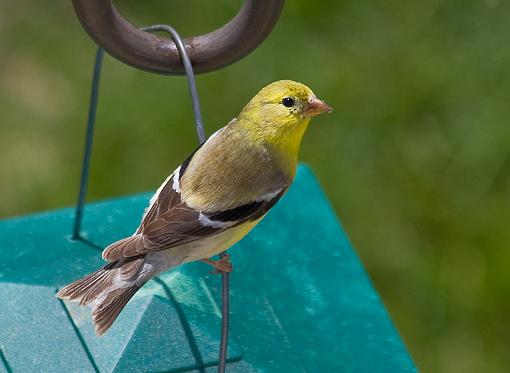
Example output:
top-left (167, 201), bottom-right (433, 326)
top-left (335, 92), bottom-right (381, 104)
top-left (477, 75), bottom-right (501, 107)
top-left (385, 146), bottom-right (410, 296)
top-left (174, 218), bottom-right (262, 263)
top-left (180, 126), bottom-right (291, 212)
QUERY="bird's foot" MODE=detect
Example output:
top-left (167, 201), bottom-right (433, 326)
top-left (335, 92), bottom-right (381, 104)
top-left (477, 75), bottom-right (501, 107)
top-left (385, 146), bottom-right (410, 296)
top-left (201, 254), bottom-right (233, 274)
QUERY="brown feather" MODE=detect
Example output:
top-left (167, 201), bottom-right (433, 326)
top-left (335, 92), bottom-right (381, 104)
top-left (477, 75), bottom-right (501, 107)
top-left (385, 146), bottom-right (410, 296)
top-left (57, 256), bottom-right (148, 335)
top-left (102, 236), bottom-right (145, 261)
top-left (136, 170), bottom-right (182, 234)
top-left (92, 286), bottom-right (140, 336)
top-left (57, 262), bottom-right (115, 301)
top-left (102, 189), bottom-right (284, 261)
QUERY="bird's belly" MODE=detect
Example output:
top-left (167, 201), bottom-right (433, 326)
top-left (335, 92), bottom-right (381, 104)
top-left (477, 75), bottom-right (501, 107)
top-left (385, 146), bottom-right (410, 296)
top-left (149, 218), bottom-right (262, 272)
top-left (182, 218), bottom-right (262, 261)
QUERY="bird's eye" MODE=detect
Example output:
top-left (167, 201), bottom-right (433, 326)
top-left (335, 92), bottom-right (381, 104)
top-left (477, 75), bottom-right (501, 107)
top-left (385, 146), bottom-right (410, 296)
top-left (282, 97), bottom-right (295, 107)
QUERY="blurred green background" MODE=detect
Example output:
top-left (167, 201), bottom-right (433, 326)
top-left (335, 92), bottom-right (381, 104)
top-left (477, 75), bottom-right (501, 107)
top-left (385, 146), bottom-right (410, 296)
top-left (1, 0), bottom-right (509, 371)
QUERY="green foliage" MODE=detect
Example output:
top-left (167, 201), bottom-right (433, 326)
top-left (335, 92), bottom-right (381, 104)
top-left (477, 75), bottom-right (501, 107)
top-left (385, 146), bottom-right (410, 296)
top-left (1, 1), bottom-right (509, 371)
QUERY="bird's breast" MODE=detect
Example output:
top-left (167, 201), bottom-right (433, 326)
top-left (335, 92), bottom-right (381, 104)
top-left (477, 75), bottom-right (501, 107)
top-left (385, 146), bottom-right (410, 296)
top-left (179, 130), bottom-right (292, 212)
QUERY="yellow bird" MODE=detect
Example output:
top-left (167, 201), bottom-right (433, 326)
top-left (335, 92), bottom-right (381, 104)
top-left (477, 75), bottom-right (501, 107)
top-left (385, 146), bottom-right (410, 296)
top-left (57, 80), bottom-right (332, 335)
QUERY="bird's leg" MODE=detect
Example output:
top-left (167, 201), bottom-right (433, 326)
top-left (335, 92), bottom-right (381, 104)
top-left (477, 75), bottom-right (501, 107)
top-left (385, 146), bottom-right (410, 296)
top-left (201, 254), bottom-right (233, 274)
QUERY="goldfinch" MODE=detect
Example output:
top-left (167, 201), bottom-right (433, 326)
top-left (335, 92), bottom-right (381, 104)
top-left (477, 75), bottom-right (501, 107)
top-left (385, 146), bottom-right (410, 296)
top-left (57, 80), bottom-right (332, 335)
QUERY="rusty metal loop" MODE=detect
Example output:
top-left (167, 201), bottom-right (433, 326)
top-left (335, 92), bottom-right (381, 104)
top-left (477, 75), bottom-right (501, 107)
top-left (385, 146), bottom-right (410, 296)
top-left (72, 0), bottom-right (285, 75)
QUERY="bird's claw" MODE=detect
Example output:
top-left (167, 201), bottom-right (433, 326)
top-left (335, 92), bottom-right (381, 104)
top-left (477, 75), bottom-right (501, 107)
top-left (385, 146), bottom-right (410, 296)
top-left (202, 254), bottom-right (233, 274)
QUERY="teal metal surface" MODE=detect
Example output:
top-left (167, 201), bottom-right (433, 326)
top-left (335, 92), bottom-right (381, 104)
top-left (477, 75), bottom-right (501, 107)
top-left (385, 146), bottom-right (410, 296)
top-left (0, 165), bottom-right (416, 372)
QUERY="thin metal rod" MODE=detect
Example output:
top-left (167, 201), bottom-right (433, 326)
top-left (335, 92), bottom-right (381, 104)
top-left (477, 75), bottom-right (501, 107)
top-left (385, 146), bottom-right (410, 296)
top-left (73, 48), bottom-right (104, 239)
top-left (218, 252), bottom-right (230, 373)
top-left (141, 25), bottom-right (206, 144)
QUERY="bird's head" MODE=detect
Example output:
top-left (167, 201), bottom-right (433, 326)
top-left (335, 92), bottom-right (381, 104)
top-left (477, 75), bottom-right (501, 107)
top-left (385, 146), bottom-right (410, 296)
top-left (237, 80), bottom-right (332, 155)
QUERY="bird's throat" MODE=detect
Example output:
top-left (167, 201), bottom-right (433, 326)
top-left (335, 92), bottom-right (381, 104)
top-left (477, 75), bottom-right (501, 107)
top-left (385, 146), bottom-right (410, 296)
top-left (266, 119), bottom-right (310, 176)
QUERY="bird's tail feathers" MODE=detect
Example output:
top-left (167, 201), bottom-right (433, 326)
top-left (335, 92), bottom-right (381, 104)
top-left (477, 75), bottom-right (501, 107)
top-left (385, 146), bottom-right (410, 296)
top-left (57, 256), bottom-right (147, 336)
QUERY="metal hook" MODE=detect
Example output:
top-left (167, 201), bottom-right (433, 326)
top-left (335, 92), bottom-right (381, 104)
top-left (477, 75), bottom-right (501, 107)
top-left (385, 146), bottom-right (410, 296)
top-left (141, 25), bottom-right (206, 144)
top-left (72, 0), bottom-right (285, 75)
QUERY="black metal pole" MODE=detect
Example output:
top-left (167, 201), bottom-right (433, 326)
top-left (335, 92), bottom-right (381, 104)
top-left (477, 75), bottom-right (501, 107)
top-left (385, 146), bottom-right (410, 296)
top-left (218, 252), bottom-right (230, 373)
top-left (73, 48), bottom-right (103, 239)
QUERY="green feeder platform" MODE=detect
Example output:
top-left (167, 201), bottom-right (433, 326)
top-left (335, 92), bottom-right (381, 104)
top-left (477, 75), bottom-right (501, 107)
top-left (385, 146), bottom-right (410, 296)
top-left (0, 165), bottom-right (416, 372)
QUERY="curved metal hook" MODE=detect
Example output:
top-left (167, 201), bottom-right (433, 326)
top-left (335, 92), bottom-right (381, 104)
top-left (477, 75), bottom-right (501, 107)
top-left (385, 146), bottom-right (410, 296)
top-left (141, 25), bottom-right (206, 144)
top-left (72, 0), bottom-right (285, 75)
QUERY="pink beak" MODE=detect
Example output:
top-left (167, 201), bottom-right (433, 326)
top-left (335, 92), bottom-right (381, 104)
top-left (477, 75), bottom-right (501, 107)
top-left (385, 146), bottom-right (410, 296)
top-left (304, 96), bottom-right (333, 117)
